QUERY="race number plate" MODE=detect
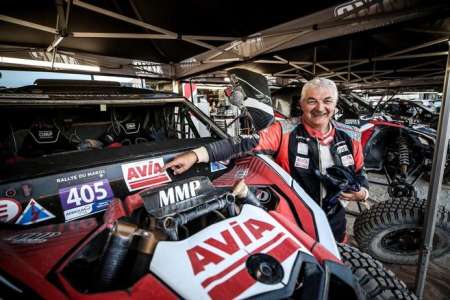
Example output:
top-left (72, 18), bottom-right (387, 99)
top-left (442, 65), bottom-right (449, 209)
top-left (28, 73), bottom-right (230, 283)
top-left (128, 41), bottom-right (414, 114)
top-left (59, 179), bottom-right (114, 221)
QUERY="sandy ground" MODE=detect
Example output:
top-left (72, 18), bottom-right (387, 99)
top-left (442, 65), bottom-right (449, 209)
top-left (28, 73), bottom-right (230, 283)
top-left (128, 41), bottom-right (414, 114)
top-left (345, 172), bottom-right (450, 299)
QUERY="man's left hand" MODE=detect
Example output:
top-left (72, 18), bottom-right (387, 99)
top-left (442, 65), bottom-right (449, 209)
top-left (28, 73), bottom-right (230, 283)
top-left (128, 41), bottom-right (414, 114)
top-left (339, 190), bottom-right (366, 202)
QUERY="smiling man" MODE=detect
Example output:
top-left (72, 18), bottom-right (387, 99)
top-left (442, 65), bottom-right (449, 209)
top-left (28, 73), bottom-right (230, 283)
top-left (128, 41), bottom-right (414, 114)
top-left (165, 77), bottom-right (369, 242)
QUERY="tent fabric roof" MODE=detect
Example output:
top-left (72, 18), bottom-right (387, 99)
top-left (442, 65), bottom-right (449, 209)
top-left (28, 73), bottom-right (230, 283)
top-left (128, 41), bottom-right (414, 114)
top-left (0, 0), bottom-right (449, 89)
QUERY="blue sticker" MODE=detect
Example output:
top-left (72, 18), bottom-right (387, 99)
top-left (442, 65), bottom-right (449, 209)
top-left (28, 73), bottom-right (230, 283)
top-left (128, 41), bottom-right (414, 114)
top-left (210, 161), bottom-right (227, 173)
top-left (15, 199), bottom-right (55, 225)
top-left (59, 179), bottom-right (114, 221)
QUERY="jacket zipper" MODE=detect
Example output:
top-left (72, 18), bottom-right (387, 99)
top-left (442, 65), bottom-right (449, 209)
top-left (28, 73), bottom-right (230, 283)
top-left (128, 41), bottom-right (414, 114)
top-left (317, 138), bottom-right (324, 208)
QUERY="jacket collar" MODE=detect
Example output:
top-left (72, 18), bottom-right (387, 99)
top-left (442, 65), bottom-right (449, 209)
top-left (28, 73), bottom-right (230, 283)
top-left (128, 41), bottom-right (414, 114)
top-left (301, 117), bottom-right (335, 145)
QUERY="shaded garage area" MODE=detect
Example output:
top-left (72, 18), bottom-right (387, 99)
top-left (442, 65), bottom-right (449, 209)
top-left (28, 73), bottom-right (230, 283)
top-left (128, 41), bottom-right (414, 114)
top-left (1, 0), bottom-right (450, 299)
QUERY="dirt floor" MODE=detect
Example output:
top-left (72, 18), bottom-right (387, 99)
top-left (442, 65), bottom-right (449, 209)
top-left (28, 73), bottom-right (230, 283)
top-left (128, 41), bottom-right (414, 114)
top-left (346, 173), bottom-right (450, 300)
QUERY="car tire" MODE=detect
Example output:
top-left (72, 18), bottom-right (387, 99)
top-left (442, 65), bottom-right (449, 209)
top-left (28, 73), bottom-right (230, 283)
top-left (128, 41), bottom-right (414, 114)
top-left (353, 197), bottom-right (450, 265)
top-left (338, 243), bottom-right (417, 300)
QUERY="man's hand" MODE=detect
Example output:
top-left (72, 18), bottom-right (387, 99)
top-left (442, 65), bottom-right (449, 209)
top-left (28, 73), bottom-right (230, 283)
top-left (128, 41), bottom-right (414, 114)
top-left (163, 151), bottom-right (198, 175)
top-left (339, 190), bottom-right (366, 202)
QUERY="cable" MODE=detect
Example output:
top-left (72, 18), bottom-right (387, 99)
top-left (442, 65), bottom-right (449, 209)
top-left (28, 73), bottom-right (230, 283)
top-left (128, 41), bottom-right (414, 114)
top-left (8, 122), bottom-right (17, 155)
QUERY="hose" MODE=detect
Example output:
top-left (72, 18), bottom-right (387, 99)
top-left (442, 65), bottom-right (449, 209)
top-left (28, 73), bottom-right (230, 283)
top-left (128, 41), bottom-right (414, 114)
top-left (97, 222), bottom-right (137, 290)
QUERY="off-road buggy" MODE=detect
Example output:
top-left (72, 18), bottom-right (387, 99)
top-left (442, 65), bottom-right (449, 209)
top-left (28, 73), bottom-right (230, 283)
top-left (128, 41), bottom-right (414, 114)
top-left (336, 93), bottom-right (450, 265)
top-left (0, 79), bottom-right (415, 299)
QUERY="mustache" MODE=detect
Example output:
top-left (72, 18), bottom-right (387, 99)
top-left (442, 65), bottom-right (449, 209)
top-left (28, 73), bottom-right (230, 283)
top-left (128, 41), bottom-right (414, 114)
top-left (311, 110), bottom-right (328, 115)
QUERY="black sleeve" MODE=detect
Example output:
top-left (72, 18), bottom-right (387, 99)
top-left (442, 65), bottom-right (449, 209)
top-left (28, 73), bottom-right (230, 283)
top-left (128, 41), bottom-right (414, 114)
top-left (205, 135), bottom-right (260, 162)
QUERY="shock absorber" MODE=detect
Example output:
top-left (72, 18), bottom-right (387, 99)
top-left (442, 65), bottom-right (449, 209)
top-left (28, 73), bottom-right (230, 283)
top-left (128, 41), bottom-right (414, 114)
top-left (398, 133), bottom-right (410, 177)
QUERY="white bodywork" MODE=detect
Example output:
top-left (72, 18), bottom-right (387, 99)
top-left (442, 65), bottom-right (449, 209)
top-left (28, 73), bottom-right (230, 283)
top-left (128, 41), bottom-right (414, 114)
top-left (150, 205), bottom-right (311, 300)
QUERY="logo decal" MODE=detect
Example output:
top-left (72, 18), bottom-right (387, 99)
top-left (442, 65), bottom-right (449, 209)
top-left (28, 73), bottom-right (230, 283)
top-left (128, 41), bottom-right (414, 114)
top-left (337, 145), bottom-right (349, 154)
top-left (159, 180), bottom-right (200, 208)
top-left (297, 142), bottom-right (308, 155)
top-left (0, 198), bottom-right (22, 223)
top-left (4, 232), bottom-right (61, 244)
top-left (59, 179), bottom-right (114, 221)
top-left (341, 154), bottom-right (355, 167)
top-left (234, 168), bottom-right (249, 179)
top-left (295, 157), bottom-right (309, 169)
top-left (121, 157), bottom-right (171, 191)
top-left (210, 161), bottom-right (227, 173)
top-left (186, 218), bottom-right (275, 275)
top-left (334, 0), bottom-right (376, 17)
top-left (15, 199), bottom-right (55, 225)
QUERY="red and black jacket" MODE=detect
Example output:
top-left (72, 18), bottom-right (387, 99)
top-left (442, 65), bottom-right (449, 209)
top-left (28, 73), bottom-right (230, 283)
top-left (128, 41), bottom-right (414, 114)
top-left (205, 119), bottom-right (369, 209)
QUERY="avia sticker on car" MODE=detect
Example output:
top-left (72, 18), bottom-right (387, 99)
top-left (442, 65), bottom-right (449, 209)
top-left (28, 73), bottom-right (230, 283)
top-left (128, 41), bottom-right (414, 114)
top-left (15, 199), bottom-right (55, 225)
top-left (0, 198), bottom-right (22, 223)
top-left (150, 205), bottom-right (310, 300)
top-left (121, 157), bottom-right (171, 192)
top-left (4, 232), bottom-right (61, 244)
top-left (59, 179), bottom-right (114, 221)
top-left (210, 161), bottom-right (227, 172)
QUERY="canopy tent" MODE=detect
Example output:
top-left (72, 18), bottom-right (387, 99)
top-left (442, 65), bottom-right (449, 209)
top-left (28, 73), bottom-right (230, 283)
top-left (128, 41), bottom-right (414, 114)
top-left (0, 0), bottom-right (449, 89)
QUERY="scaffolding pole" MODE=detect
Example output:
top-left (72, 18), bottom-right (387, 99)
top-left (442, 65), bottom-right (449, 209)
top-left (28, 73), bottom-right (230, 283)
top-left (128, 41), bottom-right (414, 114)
top-left (415, 41), bottom-right (450, 299)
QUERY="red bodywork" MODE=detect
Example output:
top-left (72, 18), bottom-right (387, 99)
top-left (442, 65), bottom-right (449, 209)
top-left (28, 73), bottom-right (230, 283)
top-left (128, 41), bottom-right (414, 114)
top-left (360, 119), bottom-right (405, 149)
top-left (0, 156), bottom-right (338, 299)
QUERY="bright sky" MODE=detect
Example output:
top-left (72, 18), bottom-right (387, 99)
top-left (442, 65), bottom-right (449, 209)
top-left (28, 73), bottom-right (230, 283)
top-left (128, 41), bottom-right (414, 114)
top-left (0, 70), bottom-right (137, 88)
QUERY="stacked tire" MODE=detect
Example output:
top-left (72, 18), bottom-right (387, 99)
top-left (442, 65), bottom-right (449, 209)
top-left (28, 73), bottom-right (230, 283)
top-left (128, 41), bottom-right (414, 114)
top-left (353, 197), bottom-right (450, 264)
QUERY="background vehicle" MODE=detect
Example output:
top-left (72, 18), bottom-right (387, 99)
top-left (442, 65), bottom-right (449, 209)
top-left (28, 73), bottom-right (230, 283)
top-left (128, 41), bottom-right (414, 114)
top-left (338, 94), bottom-right (450, 265)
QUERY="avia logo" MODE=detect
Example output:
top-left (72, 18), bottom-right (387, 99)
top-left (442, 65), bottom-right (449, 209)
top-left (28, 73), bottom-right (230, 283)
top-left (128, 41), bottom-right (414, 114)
top-left (121, 157), bottom-right (171, 191)
top-left (186, 218), bottom-right (275, 275)
top-left (159, 180), bottom-right (200, 208)
top-left (334, 0), bottom-right (376, 17)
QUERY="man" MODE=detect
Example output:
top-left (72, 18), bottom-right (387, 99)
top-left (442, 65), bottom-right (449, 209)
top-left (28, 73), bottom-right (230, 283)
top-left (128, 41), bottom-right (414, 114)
top-left (165, 77), bottom-right (369, 242)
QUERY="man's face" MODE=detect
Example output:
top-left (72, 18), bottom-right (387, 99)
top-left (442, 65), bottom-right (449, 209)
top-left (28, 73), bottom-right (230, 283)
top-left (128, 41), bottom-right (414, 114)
top-left (300, 87), bottom-right (337, 129)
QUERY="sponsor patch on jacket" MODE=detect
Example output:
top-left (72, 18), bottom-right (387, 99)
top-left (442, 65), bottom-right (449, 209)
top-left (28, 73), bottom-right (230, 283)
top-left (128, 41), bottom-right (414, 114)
top-left (121, 157), bottom-right (171, 192)
top-left (337, 145), bottom-right (349, 154)
top-left (297, 142), bottom-right (308, 155)
top-left (0, 198), bottom-right (22, 223)
top-left (341, 154), bottom-right (355, 167)
top-left (15, 199), bottom-right (55, 225)
top-left (295, 157), bottom-right (309, 169)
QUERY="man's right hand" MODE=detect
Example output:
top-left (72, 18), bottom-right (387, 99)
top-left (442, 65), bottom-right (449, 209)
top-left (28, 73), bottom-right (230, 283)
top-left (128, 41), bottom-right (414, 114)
top-left (163, 151), bottom-right (198, 175)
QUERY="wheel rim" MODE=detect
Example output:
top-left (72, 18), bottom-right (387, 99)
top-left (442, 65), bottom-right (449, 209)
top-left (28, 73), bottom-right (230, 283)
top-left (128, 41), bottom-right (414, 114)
top-left (380, 227), bottom-right (446, 255)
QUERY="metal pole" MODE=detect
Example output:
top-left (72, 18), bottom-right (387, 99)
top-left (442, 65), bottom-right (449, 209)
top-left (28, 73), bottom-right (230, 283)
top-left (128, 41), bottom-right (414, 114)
top-left (313, 47), bottom-right (317, 75)
top-left (348, 40), bottom-right (352, 82)
top-left (415, 41), bottom-right (450, 299)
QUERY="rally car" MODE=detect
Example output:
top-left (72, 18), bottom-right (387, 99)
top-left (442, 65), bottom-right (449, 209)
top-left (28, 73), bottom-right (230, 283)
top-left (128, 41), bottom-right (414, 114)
top-left (0, 79), bottom-right (415, 299)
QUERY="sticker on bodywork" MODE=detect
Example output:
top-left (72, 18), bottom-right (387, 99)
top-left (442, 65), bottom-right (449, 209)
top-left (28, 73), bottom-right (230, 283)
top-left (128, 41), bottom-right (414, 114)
top-left (15, 199), bottom-right (55, 225)
top-left (121, 157), bottom-right (171, 192)
top-left (210, 161), bottom-right (227, 172)
top-left (59, 179), bottom-right (114, 221)
top-left (4, 232), bottom-right (61, 244)
top-left (0, 198), bottom-right (22, 223)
